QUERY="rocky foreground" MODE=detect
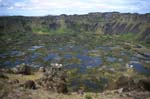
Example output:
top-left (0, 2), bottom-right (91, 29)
top-left (0, 63), bottom-right (150, 99)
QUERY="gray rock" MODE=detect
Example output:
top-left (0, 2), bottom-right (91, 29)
top-left (0, 72), bottom-right (9, 79)
top-left (21, 80), bottom-right (36, 89)
top-left (117, 88), bottom-right (123, 94)
top-left (38, 63), bottom-right (68, 93)
top-left (13, 63), bottom-right (31, 75)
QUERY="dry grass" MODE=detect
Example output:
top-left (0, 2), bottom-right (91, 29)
top-left (7, 72), bottom-right (43, 83)
top-left (1, 72), bottom-right (137, 99)
top-left (19, 89), bottom-right (134, 99)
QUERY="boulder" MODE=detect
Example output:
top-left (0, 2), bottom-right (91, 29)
top-left (21, 80), bottom-right (36, 89)
top-left (39, 66), bottom-right (46, 72)
top-left (56, 81), bottom-right (68, 93)
top-left (0, 72), bottom-right (9, 79)
top-left (13, 63), bottom-right (31, 75)
top-left (137, 78), bottom-right (150, 91)
top-left (37, 63), bottom-right (68, 93)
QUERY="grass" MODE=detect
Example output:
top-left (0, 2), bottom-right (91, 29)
top-left (85, 94), bottom-right (93, 99)
top-left (7, 72), bottom-right (43, 83)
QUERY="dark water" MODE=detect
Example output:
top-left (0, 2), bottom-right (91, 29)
top-left (0, 53), bottom-right (8, 58)
top-left (1, 45), bottom-right (150, 91)
top-left (76, 54), bottom-right (102, 67)
top-left (106, 57), bottom-right (117, 62)
top-left (129, 62), bottom-right (150, 74)
top-left (0, 45), bottom-right (150, 75)
top-left (42, 53), bottom-right (103, 73)
top-left (44, 53), bottom-right (59, 61)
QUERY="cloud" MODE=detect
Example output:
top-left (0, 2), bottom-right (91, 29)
top-left (7, 6), bottom-right (14, 10)
top-left (14, 2), bottom-right (26, 8)
top-left (0, 0), bottom-right (150, 16)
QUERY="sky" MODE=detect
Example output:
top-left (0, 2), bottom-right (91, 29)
top-left (0, 0), bottom-right (150, 16)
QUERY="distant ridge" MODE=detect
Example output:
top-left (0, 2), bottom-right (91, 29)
top-left (0, 12), bottom-right (150, 43)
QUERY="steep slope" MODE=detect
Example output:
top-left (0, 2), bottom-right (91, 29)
top-left (0, 12), bottom-right (150, 43)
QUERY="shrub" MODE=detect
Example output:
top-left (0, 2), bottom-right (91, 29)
top-left (85, 94), bottom-right (92, 99)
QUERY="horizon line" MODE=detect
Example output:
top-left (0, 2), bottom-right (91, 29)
top-left (0, 11), bottom-right (150, 17)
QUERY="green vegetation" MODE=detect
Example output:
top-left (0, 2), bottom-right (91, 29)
top-left (85, 94), bottom-right (93, 99)
top-left (1, 13), bottom-right (150, 46)
top-left (0, 13), bottom-right (150, 94)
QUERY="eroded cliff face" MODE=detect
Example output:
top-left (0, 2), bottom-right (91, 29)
top-left (0, 12), bottom-right (150, 42)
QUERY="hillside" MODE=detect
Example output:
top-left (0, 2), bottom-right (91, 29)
top-left (0, 12), bottom-right (150, 44)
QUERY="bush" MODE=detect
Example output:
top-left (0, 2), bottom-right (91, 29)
top-left (85, 94), bottom-right (92, 99)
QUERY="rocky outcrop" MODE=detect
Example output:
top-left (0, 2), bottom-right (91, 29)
top-left (37, 63), bottom-right (68, 93)
top-left (20, 80), bottom-right (36, 89)
top-left (108, 76), bottom-right (150, 92)
top-left (12, 63), bottom-right (31, 75)
top-left (138, 79), bottom-right (150, 91)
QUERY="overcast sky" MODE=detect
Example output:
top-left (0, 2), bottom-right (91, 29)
top-left (0, 0), bottom-right (150, 16)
